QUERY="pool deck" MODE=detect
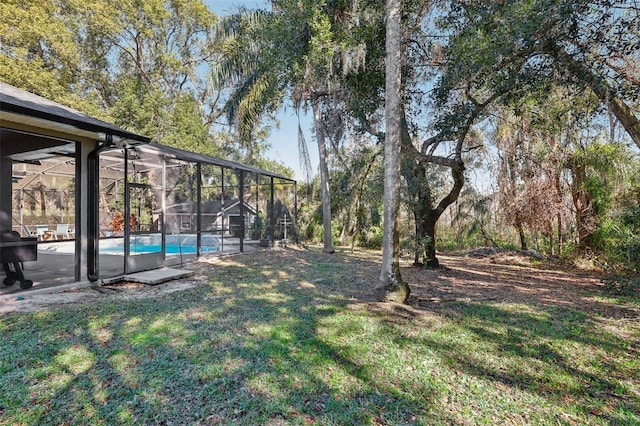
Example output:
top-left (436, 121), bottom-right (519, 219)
top-left (1, 239), bottom-right (261, 299)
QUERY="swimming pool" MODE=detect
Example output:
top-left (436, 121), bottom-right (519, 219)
top-left (99, 243), bottom-right (218, 255)
top-left (42, 234), bottom-right (220, 255)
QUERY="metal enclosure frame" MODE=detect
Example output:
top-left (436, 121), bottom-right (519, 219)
top-left (1, 82), bottom-right (296, 290)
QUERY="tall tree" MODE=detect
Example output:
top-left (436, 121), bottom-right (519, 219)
top-left (212, 1), bottom-right (372, 253)
top-left (567, 140), bottom-right (634, 253)
top-left (491, 88), bottom-right (587, 254)
top-left (377, 0), bottom-right (410, 303)
top-left (0, 0), bottom-right (228, 157)
top-left (402, 137), bottom-right (467, 267)
top-left (0, 0), bottom-right (96, 112)
top-left (80, 0), bottom-right (220, 146)
top-left (438, 0), bottom-right (640, 149)
top-left (313, 97), bottom-right (336, 253)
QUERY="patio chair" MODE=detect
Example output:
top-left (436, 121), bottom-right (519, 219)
top-left (21, 225), bottom-right (37, 238)
top-left (35, 225), bottom-right (49, 241)
top-left (52, 224), bottom-right (71, 240)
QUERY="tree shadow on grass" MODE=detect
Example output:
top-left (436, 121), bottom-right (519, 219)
top-left (2, 246), bottom-right (638, 424)
top-left (375, 295), bottom-right (640, 423)
top-left (0, 247), bottom-right (441, 424)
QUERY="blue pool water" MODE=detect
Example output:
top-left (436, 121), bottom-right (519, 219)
top-left (41, 234), bottom-right (221, 255)
top-left (101, 234), bottom-right (220, 255)
top-left (100, 243), bottom-right (218, 255)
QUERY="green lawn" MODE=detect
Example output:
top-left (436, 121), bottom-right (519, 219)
top-left (1, 247), bottom-right (638, 425)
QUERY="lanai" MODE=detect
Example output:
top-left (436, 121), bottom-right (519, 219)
top-left (0, 82), bottom-right (296, 293)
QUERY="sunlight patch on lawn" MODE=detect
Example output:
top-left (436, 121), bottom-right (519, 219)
top-left (124, 316), bottom-right (143, 328)
top-left (250, 292), bottom-right (294, 304)
top-left (297, 280), bottom-right (316, 289)
top-left (93, 382), bottom-right (109, 405)
top-left (247, 321), bottom-right (296, 342)
top-left (246, 372), bottom-right (290, 400)
top-left (55, 344), bottom-right (95, 375)
top-left (121, 316), bottom-right (194, 348)
top-left (109, 350), bottom-right (140, 386)
top-left (117, 407), bottom-right (134, 423)
top-left (247, 322), bottom-right (275, 338)
top-left (313, 360), bottom-right (367, 396)
top-left (452, 266), bottom-right (496, 277)
top-left (148, 317), bottom-right (183, 335)
top-left (276, 270), bottom-right (291, 280)
top-left (179, 307), bottom-right (219, 322)
top-left (197, 357), bottom-right (246, 382)
top-left (34, 369), bottom-right (74, 398)
top-left (88, 315), bottom-right (114, 344)
top-left (203, 280), bottom-right (235, 294)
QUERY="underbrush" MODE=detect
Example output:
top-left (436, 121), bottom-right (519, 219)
top-left (603, 274), bottom-right (640, 296)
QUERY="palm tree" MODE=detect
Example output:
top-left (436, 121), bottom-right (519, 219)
top-left (211, 2), bottom-right (358, 253)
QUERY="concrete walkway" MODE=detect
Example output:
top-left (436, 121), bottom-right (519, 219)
top-left (120, 268), bottom-right (193, 285)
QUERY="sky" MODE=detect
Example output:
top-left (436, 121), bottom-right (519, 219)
top-left (205, 0), bottom-right (318, 181)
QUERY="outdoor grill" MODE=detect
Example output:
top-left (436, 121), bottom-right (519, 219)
top-left (0, 230), bottom-right (37, 289)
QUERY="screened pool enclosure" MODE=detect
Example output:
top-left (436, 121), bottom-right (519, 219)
top-left (87, 143), bottom-right (297, 279)
top-left (1, 82), bottom-right (296, 291)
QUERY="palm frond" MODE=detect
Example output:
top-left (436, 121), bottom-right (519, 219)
top-left (231, 72), bottom-right (282, 144)
top-left (209, 9), bottom-right (272, 87)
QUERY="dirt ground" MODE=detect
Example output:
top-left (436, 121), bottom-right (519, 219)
top-left (403, 252), bottom-right (638, 320)
top-left (1, 249), bottom-right (637, 321)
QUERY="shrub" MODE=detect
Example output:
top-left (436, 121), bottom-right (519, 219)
top-left (602, 274), bottom-right (640, 296)
top-left (362, 226), bottom-right (383, 249)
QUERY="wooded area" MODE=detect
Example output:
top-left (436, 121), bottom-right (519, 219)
top-left (2, 0), bottom-right (638, 301)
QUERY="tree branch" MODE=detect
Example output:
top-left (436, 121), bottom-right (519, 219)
top-left (546, 41), bottom-right (640, 150)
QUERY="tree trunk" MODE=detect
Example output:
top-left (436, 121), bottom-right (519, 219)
top-left (554, 166), bottom-right (563, 256)
top-left (557, 212), bottom-right (562, 256)
top-left (516, 221), bottom-right (527, 250)
top-left (339, 214), bottom-right (348, 246)
top-left (377, 0), bottom-right (409, 303)
top-left (419, 160), bottom-right (465, 267)
top-left (403, 148), bottom-right (432, 267)
top-left (570, 161), bottom-right (595, 253)
top-left (548, 220), bottom-right (554, 256)
top-left (351, 157), bottom-right (376, 253)
top-left (567, 151), bottom-right (598, 253)
top-left (423, 214), bottom-right (439, 268)
top-left (403, 135), bottom-right (465, 268)
top-left (408, 166), bottom-right (439, 268)
top-left (413, 210), bottom-right (422, 266)
top-left (37, 186), bottom-right (46, 217)
top-left (312, 98), bottom-right (335, 254)
top-left (480, 222), bottom-right (498, 248)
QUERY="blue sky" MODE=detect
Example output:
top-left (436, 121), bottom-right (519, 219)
top-left (205, 0), bottom-right (317, 181)
top-left (206, 0), bottom-right (269, 15)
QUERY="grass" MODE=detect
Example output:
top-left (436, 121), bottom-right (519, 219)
top-left (1, 247), bottom-right (639, 425)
